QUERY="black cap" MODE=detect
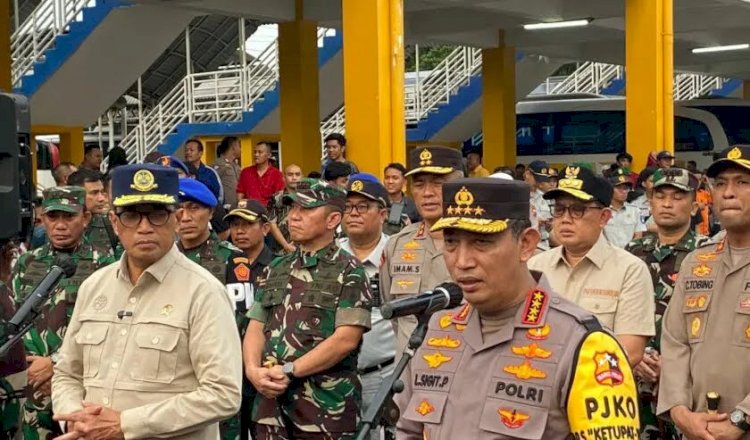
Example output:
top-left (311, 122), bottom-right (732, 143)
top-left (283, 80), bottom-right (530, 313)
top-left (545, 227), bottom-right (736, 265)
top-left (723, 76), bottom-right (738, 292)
top-left (224, 199), bottom-right (269, 223)
top-left (346, 173), bottom-right (389, 207)
top-left (431, 178), bottom-right (530, 234)
top-left (406, 146), bottom-right (463, 177)
top-left (527, 160), bottom-right (552, 182)
top-left (111, 164), bottom-right (179, 207)
top-left (657, 150), bottom-right (675, 160)
top-left (544, 166), bottom-right (613, 207)
top-left (608, 168), bottom-right (633, 187)
top-left (706, 145), bottom-right (750, 178)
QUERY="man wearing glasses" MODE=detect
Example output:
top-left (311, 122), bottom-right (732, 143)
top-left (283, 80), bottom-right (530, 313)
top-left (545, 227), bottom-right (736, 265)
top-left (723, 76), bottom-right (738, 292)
top-left (52, 164), bottom-right (242, 440)
top-left (528, 166), bottom-right (655, 367)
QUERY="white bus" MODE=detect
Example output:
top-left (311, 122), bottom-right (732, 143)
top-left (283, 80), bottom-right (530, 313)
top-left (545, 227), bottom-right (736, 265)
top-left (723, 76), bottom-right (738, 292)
top-left (514, 96), bottom-right (750, 170)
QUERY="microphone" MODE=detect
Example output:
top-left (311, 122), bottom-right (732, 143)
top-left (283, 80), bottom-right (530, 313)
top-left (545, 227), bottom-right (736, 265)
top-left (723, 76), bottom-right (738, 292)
top-left (8, 255), bottom-right (77, 329)
top-left (380, 282), bottom-right (463, 319)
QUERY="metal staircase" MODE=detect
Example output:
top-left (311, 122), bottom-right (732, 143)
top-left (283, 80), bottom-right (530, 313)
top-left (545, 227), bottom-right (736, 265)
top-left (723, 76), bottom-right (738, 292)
top-left (673, 73), bottom-right (729, 101)
top-left (320, 45), bottom-right (483, 140)
top-left (12, 0), bottom-right (98, 86)
top-left (547, 62), bottom-right (624, 95)
top-left (119, 29), bottom-right (337, 163)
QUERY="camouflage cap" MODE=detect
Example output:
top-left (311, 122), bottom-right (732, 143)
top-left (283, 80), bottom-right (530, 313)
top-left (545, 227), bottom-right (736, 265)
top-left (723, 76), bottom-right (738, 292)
top-left (652, 168), bottom-right (697, 192)
top-left (42, 186), bottom-right (86, 214)
top-left (283, 178), bottom-right (347, 212)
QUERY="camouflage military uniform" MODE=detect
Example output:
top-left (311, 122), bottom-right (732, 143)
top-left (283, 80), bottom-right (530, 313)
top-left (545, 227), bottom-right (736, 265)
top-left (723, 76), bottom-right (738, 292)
top-left (247, 242), bottom-right (373, 438)
top-left (1, 281), bottom-right (26, 440)
top-left (12, 240), bottom-right (114, 439)
top-left (267, 191), bottom-right (292, 256)
top-left (177, 230), bottom-right (246, 440)
top-left (626, 230), bottom-right (707, 440)
top-left (84, 214), bottom-right (121, 259)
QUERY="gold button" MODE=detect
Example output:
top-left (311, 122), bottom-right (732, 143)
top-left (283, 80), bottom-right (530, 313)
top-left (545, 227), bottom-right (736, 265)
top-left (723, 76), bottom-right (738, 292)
top-left (129, 297), bottom-right (137, 304)
top-left (152, 337), bottom-right (160, 344)
top-left (120, 329), bottom-right (127, 336)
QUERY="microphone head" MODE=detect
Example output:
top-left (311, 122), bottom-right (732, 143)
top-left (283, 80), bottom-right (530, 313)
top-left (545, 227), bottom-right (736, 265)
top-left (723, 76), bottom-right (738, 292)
top-left (54, 255), bottom-right (77, 278)
top-left (435, 282), bottom-right (464, 308)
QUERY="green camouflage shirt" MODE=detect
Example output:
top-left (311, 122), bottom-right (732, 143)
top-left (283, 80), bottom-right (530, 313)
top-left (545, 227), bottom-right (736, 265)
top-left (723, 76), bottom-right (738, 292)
top-left (267, 191), bottom-right (292, 255)
top-left (625, 230), bottom-right (708, 350)
top-left (247, 241), bottom-right (372, 433)
top-left (0, 281), bottom-right (26, 440)
top-left (84, 214), bottom-right (122, 259)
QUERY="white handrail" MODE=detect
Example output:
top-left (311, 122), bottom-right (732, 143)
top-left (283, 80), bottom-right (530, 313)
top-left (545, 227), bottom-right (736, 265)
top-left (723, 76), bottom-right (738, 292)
top-left (674, 73), bottom-right (727, 101)
top-left (119, 27), bottom-right (331, 163)
top-left (548, 62), bottom-right (624, 95)
top-left (12, 0), bottom-right (98, 85)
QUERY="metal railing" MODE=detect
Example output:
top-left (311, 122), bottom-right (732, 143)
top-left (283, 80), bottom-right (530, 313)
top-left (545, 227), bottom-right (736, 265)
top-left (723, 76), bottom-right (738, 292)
top-left (674, 73), bottom-right (728, 101)
top-left (119, 29), bottom-right (335, 163)
top-left (548, 62), bottom-right (624, 95)
top-left (12, 0), bottom-right (97, 85)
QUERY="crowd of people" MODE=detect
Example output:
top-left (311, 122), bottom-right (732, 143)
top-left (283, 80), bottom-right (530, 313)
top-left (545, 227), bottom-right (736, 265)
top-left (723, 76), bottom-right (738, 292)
top-left (0, 131), bottom-right (748, 440)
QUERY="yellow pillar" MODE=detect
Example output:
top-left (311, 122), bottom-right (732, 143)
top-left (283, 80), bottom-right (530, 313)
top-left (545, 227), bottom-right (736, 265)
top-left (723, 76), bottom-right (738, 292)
top-left (0, 0), bottom-right (11, 91)
top-left (342, 0), bottom-right (405, 174)
top-left (626, 0), bottom-right (674, 172)
top-left (58, 128), bottom-right (85, 165)
top-left (743, 80), bottom-right (750, 101)
top-left (238, 134), bottom-right (254, 169)
top-left (481, 31), bottom-right (516, 170)
top-left (278, 1), bottom-right (321, 175)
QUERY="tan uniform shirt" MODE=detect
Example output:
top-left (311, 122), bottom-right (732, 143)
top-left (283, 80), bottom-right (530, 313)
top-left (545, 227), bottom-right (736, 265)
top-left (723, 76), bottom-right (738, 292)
top-left (214, 157), bottom-right (241, 207)
top-left (396, 274), bottom-right (641, 440)
top-left (52, 245), bottom-right (242, 439)
top-left (380, 222), bottom-right (453, 357)
top-left (528, 233), bottom-right (655, 337)
top-left (658, 239), bottom-right (750, 427)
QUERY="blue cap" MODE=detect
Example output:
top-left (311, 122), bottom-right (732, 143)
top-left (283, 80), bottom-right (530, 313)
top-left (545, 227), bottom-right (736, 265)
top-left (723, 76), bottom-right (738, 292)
top-left (347, 173), bottom-right (389, 207)
top-left (149, 154), bottom-right (190, 176)
top-left (178, 178), bottom-right (218, 208)
top-left (111, 164), bottom-right (179, 207)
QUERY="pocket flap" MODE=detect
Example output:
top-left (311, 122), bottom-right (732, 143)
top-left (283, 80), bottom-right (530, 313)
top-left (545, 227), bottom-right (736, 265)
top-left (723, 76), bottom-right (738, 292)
top-left (135, 327), bottom-right (180, 352)
top-left (579, 296), bottom-right (618, 314)
top-left (75, 323), bottom-right (109, 345)
top-left (479, 398), bottom-right (548, 440)
top-left (260, 289), bottom-right (285, 307)
top-left (401, 391), bottom-right (448, 424)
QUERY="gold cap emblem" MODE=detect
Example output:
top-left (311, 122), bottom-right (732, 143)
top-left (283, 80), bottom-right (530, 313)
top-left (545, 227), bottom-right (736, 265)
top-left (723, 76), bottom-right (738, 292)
top-left (131, 170), bottom-right (158, 192)
top-left (419, 149), bottom-right (433, 166)
top-left (728, 147), bottom-right (743, 160)
top-left (447, 186), bottom-right (484, 216)
top-left (351, 180), bottom-right (364, 192)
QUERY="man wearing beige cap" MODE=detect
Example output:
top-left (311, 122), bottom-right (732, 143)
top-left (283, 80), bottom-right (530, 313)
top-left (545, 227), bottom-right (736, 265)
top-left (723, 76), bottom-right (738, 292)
top-left (380, 146), bottom-right (464, 358)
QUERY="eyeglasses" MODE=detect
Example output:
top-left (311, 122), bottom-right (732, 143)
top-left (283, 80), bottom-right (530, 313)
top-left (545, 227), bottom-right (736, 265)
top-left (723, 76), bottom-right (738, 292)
top-left (551, 204), bottom-right (604, 219)
top-left (116, 209), bottom-right (173, 228)
top-left (344, 203), bottom-right (375, 215)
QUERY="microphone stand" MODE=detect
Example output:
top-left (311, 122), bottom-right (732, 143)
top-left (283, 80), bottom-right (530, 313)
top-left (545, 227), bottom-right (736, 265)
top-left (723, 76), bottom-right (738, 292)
top-left (354, 313), bottom-right (431, 440)
top-left (0, 320), bottom-right (33, 359)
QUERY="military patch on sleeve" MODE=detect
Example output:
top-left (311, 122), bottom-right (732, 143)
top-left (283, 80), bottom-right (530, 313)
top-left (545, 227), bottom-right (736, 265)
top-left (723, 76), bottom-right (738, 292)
top-left (567, 331), bottom-right (639, 439)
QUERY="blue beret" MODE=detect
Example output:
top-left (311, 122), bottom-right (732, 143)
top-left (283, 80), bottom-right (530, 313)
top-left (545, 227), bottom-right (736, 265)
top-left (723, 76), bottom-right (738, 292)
top-left (111, 164), bottom-right (178, 207)
top-left (178, 178), bottom-right (218, 208)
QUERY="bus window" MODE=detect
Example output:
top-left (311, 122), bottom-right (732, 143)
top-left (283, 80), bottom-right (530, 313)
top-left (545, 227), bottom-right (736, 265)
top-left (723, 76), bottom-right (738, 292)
top-left (692, 106), bottom-right (750, 145)
top-left (517, 111), bottom-right (625, 156)
top-left (675, 117), bottom-right (713, 151)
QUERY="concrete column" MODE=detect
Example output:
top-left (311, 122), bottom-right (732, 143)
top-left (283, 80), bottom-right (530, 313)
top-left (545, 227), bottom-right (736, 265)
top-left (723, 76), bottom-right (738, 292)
top-left (626, 0), bottom-right (674, 171)
top-left (342, 0), bottom-right (405, 174)
top-left (481, 30), bottom-right (516, 170)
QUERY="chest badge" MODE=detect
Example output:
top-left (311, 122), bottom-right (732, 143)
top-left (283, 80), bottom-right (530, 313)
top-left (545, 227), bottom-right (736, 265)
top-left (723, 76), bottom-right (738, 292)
top-left (92, 295), bottom-right (108, 311)
top-left (400, 251), bottom-right (418, 262)
top-left (511, 343), bottom-right (551, 360)
top-left (403, 240), bottom-right (420, 250)
top-left (415, 400), bottom-right (434, 416)
top-left (696, 252), bottom-right (717, 262)
top-left (692, 264), bottom-right (712, 278)
top-left (423, 352), bottom-right (452, 369)
top-left (234, 263), bottom-right (250, 282)
top-left (690, 315), bottom-right (702, 338)
top-left (503, 360), bottom-right (546, 380)
top-left (427, 336), bottom-right (461, 349)
top-left (161, 304), bottom-right (174, 317)
top-left (498, 408), bottom-right (530, 429)
top-left (526, 323), bottom-right (551, 341)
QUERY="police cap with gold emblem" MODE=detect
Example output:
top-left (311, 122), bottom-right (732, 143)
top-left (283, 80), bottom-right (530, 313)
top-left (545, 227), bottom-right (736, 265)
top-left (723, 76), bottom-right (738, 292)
top-left (405, 146), bottom-right (464, 177)
top-left (347, 173), bottom-right (389, 207)
top-left (543, 166), bottom-right (613, 207)
top-left (706, 145), bottom-right (750, 178)
top-left (224, 199), bottom-right (268, 223)
top-left (653, 167), bottom-right (698, 192)
top-left (607, 167), bottom-right (633, 187)
top-left (431, 178), bottom-right (530, 234)
top-left (111, 163), bottom-right (179, 207)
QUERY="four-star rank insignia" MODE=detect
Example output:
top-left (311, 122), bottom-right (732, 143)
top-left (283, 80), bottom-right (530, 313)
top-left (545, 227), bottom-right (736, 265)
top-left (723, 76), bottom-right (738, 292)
top-left (498, 408), bottom-right (530, 429)
top-left (445, 186), bottom-right (486, 216)
top-left (521, 289), bottom-right (548, 325)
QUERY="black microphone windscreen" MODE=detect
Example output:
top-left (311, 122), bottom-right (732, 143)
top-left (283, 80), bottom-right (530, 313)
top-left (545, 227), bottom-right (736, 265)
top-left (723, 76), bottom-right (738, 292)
top-left (54, 255), bottom-right (77, 278)
top-left (436, 282), bottom-right (463, 308)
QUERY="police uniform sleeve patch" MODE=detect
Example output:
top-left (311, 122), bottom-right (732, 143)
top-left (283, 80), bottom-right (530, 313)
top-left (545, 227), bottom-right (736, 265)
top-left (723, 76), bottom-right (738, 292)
top-left (566, 331), bottom-right (639, 439)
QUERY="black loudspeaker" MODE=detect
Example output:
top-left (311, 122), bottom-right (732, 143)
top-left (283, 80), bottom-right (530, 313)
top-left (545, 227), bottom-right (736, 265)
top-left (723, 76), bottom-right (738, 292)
top-left (0, 94), bottom-right (32, 242)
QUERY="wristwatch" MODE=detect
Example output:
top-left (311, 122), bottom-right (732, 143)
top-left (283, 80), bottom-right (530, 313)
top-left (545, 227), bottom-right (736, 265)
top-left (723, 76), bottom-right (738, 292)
top-left (730, 409), bottom-right (750, 432)
top-left (50, 352), bottom-right (60, 365)
top-left (282, 362), bottom-right (296, 380)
